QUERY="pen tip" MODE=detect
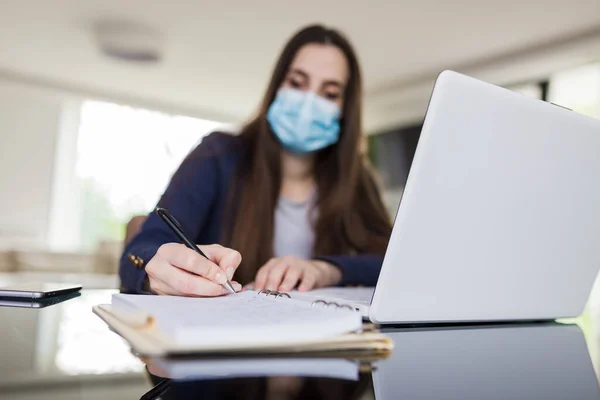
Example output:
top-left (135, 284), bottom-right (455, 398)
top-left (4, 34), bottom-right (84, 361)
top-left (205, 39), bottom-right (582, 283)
top-left (223, 281), bottom-right (238, 295)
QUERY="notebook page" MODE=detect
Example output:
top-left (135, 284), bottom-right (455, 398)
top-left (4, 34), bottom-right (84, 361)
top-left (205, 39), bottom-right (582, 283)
top-left (291, 287), bottom-right (375, 305)
top-left (112, 291), bottom-right (361, 347)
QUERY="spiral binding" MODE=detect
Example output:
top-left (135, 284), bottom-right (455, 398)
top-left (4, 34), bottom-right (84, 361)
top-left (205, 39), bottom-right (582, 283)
top-left (258, 289), bottom-right (356, 312)
top-left (258, 289), bottom-right (291, 299)
top-left (310, 299), bottom-right (354, 311)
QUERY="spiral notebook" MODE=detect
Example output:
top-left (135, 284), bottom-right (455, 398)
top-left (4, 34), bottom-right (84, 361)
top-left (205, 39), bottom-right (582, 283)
top-left (93, 290), bottom-right (391, 357)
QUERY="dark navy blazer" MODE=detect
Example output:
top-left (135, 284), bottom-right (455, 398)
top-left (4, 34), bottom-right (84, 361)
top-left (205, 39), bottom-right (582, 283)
top-left (119, 132), bottom-right (385, 293)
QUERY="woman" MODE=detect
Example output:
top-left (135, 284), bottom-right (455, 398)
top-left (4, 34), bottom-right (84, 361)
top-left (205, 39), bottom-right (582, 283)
top-left (119, 25), bottom-right (392, 296)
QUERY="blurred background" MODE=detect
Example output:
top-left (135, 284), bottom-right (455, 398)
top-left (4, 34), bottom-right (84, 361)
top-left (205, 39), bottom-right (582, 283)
top-left (1, 0), bottom-right (599, 273)
top-left (0, 0), bottom-right (599, 284)
top-left (0, 1), bottom-right (600, 398)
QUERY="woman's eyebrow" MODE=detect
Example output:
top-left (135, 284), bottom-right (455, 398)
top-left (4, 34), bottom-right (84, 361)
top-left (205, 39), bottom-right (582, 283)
top-left (289, 68), bottom-right (345, 89)
top-left (322, 80), bottom-right (345, 89)
top-left (288, 68), bottom-right (309, 79)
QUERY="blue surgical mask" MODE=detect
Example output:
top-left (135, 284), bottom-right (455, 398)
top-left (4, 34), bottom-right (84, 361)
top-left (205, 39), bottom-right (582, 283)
top-left (267, 88), bottom-right (341, 153)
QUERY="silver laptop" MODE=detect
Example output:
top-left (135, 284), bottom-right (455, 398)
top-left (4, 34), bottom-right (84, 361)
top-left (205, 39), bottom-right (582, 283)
top-left (368, 70), bottom-right (600, 324)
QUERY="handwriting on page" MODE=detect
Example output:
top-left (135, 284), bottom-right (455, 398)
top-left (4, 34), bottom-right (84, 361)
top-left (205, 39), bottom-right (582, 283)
top-left (177, 293), bottom-right (336, 328)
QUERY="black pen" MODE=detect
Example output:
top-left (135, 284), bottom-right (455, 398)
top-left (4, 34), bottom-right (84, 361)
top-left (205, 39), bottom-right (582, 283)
top-left (156, 207), bottom-right (237, 295)
top-left (140, 378), bottom-right (171, 400)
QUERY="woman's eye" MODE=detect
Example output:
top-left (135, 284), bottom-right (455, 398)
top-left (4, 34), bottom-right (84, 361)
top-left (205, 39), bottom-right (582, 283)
top-left (289, 79), bottom-right (302, 88)
top-left (324, 92), bottom-right (340, 101)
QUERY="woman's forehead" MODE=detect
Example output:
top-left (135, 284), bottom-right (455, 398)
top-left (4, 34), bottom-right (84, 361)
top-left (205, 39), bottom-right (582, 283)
top-left (289, 44), bottom-right (349, 85)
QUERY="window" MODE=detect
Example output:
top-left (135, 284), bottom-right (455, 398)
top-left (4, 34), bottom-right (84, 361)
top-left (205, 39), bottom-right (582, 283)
top-left (50, 100), bottom-right (224, 252)
top-left (548, 63), bottom-right (600, 118)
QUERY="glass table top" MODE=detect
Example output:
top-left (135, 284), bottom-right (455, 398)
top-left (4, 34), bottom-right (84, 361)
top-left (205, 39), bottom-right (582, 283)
top-left (1, 288), bottom-right (599, 400)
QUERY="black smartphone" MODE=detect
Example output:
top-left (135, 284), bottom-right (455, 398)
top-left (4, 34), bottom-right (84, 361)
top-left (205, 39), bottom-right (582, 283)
top-left (0, 290), bottom-right (81, 308)
top-left (0, 282), bottom-right (82, 299)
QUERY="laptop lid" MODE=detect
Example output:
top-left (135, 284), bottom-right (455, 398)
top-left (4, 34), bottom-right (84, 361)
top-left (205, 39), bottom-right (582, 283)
top-left (370, 70), bottom-right (600, 324)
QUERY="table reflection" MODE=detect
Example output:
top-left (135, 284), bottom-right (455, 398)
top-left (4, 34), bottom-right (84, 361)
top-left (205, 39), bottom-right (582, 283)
top-left (0, 289), bottom-right (144, 386)
top-left (145, 357), bottom-right (361, 381)
top-left (374, 323), bottom-right (600, 400)
top-left (142, 355), bottom-right (375, 400)
top-left (139, 323), bottom-right (600, 400)
top-left (144, 371), bottom-right (371, 400)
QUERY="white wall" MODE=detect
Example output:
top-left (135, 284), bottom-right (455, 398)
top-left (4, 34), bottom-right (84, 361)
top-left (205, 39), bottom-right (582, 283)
top-left (0, 80), bottom-right (64, 249)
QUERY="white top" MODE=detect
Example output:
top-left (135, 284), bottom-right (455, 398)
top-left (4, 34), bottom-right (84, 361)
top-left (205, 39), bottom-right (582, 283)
top-left (273, 194), bottom-right (316, 259)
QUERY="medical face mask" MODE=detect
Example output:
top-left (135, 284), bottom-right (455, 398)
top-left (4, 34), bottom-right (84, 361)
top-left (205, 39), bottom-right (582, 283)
top-left (267, 88), bottom-right (341, 153)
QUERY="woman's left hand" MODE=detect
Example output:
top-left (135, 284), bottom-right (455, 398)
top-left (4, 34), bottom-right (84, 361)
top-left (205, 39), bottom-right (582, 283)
top-left (253, 256), bottom-right (342, 292)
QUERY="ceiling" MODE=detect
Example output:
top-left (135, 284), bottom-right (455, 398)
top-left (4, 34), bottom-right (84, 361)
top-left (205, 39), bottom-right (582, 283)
top-left (0, 0), bottom-right (599, 132)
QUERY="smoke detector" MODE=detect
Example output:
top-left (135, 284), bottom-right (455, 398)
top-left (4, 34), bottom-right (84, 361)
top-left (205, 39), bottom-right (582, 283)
top-left (93, 19), bottom-right (163, 63)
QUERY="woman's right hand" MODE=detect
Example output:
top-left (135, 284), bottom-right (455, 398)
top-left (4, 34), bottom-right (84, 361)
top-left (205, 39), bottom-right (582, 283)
top-left (145, 243), bottom-right (242, 296)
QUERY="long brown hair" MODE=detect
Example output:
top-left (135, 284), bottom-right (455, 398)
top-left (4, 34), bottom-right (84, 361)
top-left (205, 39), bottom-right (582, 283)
top-left (223, 25), bottom-right (392, 284)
